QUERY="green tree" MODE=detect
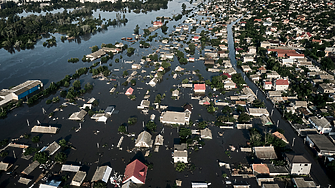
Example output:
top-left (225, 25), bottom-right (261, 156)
top-left (238, 112), bottom-right (250, 123)
top-left (34, 151), bottom-right (48, 164)
top-left (179, 128), bottom-right (191, 139)
top-left (128, 117), bottom-right (137, 125)
top-left (134, 24), bottom-right (140, 34)
top-left (93, 180), bottom-right (107, 188)
top-left (55, 152), bottom-right (67, 163)
top-left (122, 70), bottom-right (128, 77)
top-left (222, 105), bottom-right (232, 114)
top-left (73, 80), bottom-right (81, 90)
top-left (32, 136), bottom-right (40, 143)
top-left (146, 121), bottom-right (157, 131)
top-left (84, 83), bottom-right (93, 91)
top-left (321, 57), bottom-right (335, 70)
top-left (198, 121), bottom-right (207, 129)
top-left (161, 61), bottom-right (171, 69)
top-left (91, 45), bottom-right (99, 53)
top-left (59, 139), bottom-right (67, 147)
top-left (118, 124), bottom-right (127, 134)
top-left (252, 99), bottom-right (265, 108)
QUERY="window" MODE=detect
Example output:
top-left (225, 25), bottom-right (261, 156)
top-left (305, 164), bottom-right (308, 166)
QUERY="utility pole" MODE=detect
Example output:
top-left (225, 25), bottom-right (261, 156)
top-left (277, 120), bottom-right (279, 127)
top-left (271, 109), bottom-right (274, 116)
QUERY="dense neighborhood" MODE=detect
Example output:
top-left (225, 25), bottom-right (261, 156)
top-left (1, 0), bottom-right (335, 187)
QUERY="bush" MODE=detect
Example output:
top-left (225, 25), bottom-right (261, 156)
top-left (118, 125), bottom-right (127, 134)
top-left (175, 162), bottom-right (186, 172)
top-left (46, 99), bottom-right (52, 104)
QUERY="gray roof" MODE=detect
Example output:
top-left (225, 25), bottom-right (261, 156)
top-left (9, 80), bottom-right (42, 96)
top-left (69, 110), bottom-right (87, 121)
top-left (307, 134), bottom-right (335, 151)
top-left (44, 141), bottom-right (61, 156)
top-left (22, 161), bottom-right (40, 175)
top-left (263, 184), bottom-right (280, 188)
top-left (286, 154), bottom-right (310, 164)
top-left (91, 166), bottom-right (112, 182)
top-left (31, 126), bottom-right (58, 134)
top-left (135, 131), bottom-right (152, 148)
top-left (154, 134), bottom-right (164, 146)
top-left (174, 150), bottom-right (188, 158)
top-left (71, 171), bottom-right (86, 185)
top-left (18, 177), bottom-right (32, 185)
top-left (200, 128), bottom-right (212, 139)
top-left (174, 143), bottom-right (187, 151)
top-left (309, 116), bottom-right (331, 128)
top-left (0, 162), bottom-right (11, 171)
top-left (293, 178), bottom-right (317, 188)
top-left (267, 164), bottom-right (289, 174)
top-left (61, 164), bottom-right (81, 172)
top-left (253, 146), bottom-right (277, 159)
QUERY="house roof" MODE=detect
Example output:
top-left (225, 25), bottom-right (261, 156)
top-left (309, 116), bottom-right (331, 128)
top-left (194, 84), bottom-right (206, 91)
top-left (264, 82), bottom-right (272, 85)
top-left (0, 162), bottom-right (10, 171)
top-left (252, 164), bottom-right (269, 174)
top-left (200, 128), bottom-right (212, 139)
top-left (125, 87), bottom-right (134, 95)
top-left (174, 150), bottom-right (188, 158)
top-left (293, 178), bottom-right (317, 188)
top-left (275, 79), bottom-right (289, 85)
top-left (184, 104), bottom-right (193, 112)
top-left (253, 146), bottom-right (277, 159)
top-left (154, 134), bottom-right (164, 146)
top-left (123, 159), bottom-right (148, 184)
top-left (272, 131), bottom-right (288, 143)
top-left (22, 161), bottom-right (40, 175)
top-left (31, 126), bottom-right (58, 134)
top-left (263, 184), bottom-right (280, 188)
top-left (174, 143), bottom-right (187, 151)
top-left (161, 111), bottom-right (187, 124)
top-left (71, 171), bottom-right (86, 185)
top-left (91, 166), bottom-right (112, 182)
top-left (307, 134), bottom-right (335, 151)
top-left (44, 141), bottom-right (61, 156)
top-left (135, 131), bottom-right (152, 147)
top-left (222, 73), bottom-right (232, 78)
top-left (69, 110), bottom-right (87, 121)
top-left (285, 154), bottom-right (310, 164)
top-left (61, 164), bottom-right (81, 172)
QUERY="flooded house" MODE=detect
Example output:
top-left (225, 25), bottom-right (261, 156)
top-left (69, 110), bottom-right (87, 121)
top-left (200, 128), bottom-right (212, 139)
top-left (135, 131), bottom-right (153, 148)
top-left (173, 143), bottom-right (188, 163)
top-left (0, 162), bottom-right (12, 171)
top-left (160, 109), bottom-right (191, 125)
top-left (43, 141), bottom-right (61, 156)
top-left (71, 171), bottom-right (86, 186)
top-left (86, 49), bottom-right (106, 61)
top-left (123, 159), bottom-right (148, 184)
top-left (31, 125), bottom-right (59, 134)
top-left (91, 166), bottom-right (112, 183)
top-left (0, 80), bottom-right (43, 107)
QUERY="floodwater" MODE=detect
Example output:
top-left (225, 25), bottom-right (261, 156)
top-left (0, 1), bottom-right (253, 187)
top-left (0, 0), bottom-right (189, 89)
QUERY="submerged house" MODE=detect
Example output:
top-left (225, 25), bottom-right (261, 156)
top-left (123, 159), bottom-right (148, 184)
top-left (135, 131), bottom-right (153, 148)
top-left (91, 166), bottom-right (112, 183)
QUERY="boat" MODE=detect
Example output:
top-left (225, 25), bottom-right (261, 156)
top-left (121, 37), bottom-right (126, 40)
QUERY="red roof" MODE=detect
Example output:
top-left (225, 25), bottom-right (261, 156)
top-left (193, 36), bottom-right (200, 40)
top-left (125, 87), bottom-right (134, 95)
top-left (276, 79), bottom-right (289, 85)
top-left (123, 159), bottom-right (148, 184)
top-left (194, 84), bottom-right (206, 91)
top-left (203, 101), bottom-right (210, 105)
top-left (153, 21), bottom-right (163, 26)
top-left (221, 73), bottom-right (232, 78)
top-left (264, 82), bottom-right (272, 85)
